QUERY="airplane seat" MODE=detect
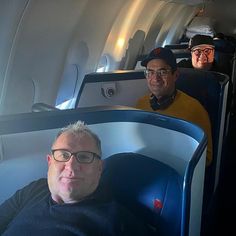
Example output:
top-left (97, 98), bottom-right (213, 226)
top-left (176, 68), bottom-right (229, 214)
top-left (0, 107), bottom-right (207, 236)
top-left (101, 152), bottom-right (182, 236)
top-left (214, 38), bottom-right (236, 54)
top-left (170, 49), bottom-right (191, 63)
top-left (214, 51), bottom-right (234, 128)
top-left (214, 51), bottom-right (233, 77)
top-left (164, 44), bottom-right (190, 63)
top-left (75, 69), bottom-right (229, 234)
top-left (164, 44), bottom-right (188, 49)
top-left (230, 52), bottom-right (236, 113)
top-left (76, 70), bottom-right (148, 108)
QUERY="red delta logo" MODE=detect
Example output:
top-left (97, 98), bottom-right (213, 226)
top-left (153, 48), bottom-right (162, 55)
top-left (153, 198), bottom-right (163, 209)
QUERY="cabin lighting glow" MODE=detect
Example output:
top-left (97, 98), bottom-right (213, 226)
top-left (117, 38), bottom-right (125, 49)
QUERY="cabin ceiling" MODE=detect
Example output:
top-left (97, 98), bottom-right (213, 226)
top-left (169, 0), bottom-right (233, 5)
top-left (168, 0), bottom-right (206, 5)
top-left (171, 0), bottom-right (236, 35)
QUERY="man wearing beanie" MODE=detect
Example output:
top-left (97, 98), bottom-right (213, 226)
top-left (136, 47), bottom-right (212, 167)
top-left (178, 34), bottom-right (230, 75)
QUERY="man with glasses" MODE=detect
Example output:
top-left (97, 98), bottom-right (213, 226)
top-left (0, 121), bottom-right (149, 235)
top-left (178, 34), bottom-right (229, 73)
top-left (136, 47), bottom-right (212, 167)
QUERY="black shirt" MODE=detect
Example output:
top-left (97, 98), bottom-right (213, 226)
top-left (0, 178), bottom-right (150, 236)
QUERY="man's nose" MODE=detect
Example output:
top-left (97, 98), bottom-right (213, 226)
top-left (65, 155), bottom-right (80, 169)
top-left (198, 53), bottom-right (208, 61)
top-left (152, 75), bottom-right (162, 81)
top-left (199, 51), bottom-right (207, 58)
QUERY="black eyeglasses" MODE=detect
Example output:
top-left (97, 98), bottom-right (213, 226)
top-left (51, 149), bottom-right (101, 164)
top-left (144, 68), bottom-right (171, 78)
top-left (191, 47), bottom-right (214, 57)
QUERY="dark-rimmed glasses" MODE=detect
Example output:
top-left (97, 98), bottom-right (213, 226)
top-left (51, 149), bottom-right (101, 164)
top-left (144, 68), bottom-right (171, 78)
top-left (191, 47), bottom-right (214, 57)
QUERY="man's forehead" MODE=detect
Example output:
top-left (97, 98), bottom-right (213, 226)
top-left (53, 132), bottom-right (94, 146)
top-left (147, 59), bottom-right (171, 68)
top-left (191, 44), bottom-right (215, 50)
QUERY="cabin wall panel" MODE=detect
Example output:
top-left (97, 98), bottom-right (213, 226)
top-left (0, 0), bottom-right (90, 115)
top-left (0, 0), bottom-right (30, 113)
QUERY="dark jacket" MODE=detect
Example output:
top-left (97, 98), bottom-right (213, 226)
top-left (0, 178), bottom-right (150, 236)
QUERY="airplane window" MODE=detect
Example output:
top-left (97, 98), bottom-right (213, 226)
top-left (55, 64), bottom-right (79, 109)
top-left (96, 54), bottom-right (110, 72)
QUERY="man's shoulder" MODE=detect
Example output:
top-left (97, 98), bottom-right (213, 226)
top-left (24, 178), bottom-right (48, 191)
top-left (137, 94), bottom-right (149, 101)
top-left (136, 94), bottom-right (150, 109)
top-left (0, 178), bottom-right (49, 216)
top-left (15, 178), bottom-right (49, 202)
top-left (176, 90), bottom-right (194, 100)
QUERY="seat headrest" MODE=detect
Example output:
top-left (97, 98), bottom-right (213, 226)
top-left (101, 152), bottom-right (183, 236)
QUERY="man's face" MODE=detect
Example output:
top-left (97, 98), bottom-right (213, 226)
top-left (145, 59), bottom-right (178, 99)
top-left (191, 45), bottom-right (215, 70)
top-left (47, 132), bottom-right (103, 204)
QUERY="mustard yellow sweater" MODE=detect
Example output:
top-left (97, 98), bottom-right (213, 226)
top-left (136, 90), bottom-right (212, 167)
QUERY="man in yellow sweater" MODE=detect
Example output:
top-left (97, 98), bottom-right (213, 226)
top-left (136, 47), bottom-right (212, 166)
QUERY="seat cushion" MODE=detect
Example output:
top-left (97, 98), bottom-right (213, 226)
top-left (101, 152), bottom-right (183, 236)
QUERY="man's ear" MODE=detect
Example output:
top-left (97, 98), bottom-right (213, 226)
top-left (173, 69), bottom-right (179, 82)
top-left (47, 154), bottom-right (52, 166)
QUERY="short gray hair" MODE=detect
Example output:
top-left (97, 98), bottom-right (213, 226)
top-left (55, 121), bottom-right (102, 156)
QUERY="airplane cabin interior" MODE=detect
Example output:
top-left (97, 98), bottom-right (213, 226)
top-left (0, 0), bottom-right (236, 235)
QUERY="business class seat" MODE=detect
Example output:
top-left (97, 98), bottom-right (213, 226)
top-left (164, 44), bottom-right (188, 49)
top-left (0, 107), bottom-right (206, 236)
top-left (101, 152), bottom-right (182, 236)
top-left (76, 67), bottom-right (229, 220)
top-left (176, 68), bottom-right (229, 222)
top-left (164, 44), bottom-right (191, 63)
